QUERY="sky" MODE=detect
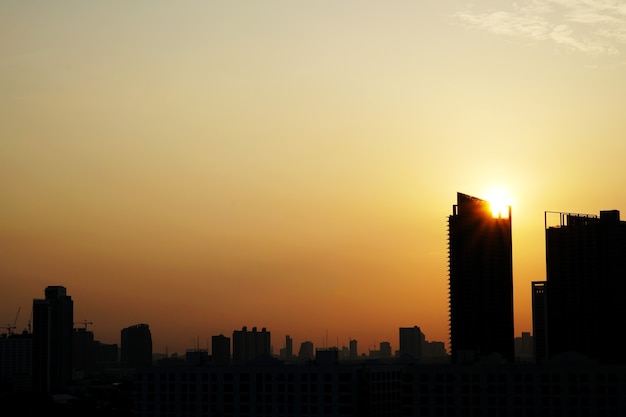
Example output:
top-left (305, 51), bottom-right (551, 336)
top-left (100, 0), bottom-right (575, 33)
top-left (2, 1), bottom-right (626, 355)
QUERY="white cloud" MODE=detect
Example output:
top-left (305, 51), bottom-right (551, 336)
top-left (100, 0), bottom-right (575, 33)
top-left (456, 0), bottom-right (626, 55)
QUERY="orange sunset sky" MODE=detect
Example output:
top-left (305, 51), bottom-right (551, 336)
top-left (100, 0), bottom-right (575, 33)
top-left (2, 1), bottom-right (626, 355)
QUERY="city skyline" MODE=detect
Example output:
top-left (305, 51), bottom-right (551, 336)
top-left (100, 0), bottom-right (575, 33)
top-left (3, 1), bottom-right (626, 355)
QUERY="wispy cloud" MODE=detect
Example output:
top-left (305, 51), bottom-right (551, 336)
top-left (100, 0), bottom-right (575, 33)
top-left (456, 0), bottom-right (626, 55)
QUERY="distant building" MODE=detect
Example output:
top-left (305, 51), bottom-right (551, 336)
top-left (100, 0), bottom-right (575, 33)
top-left (232, 326), bottom-right (271, 364)
top-left (121, 324), bottom-right (152, 368)
top-left (93, 340), bottom-right (119, 369)
top-left (0, 331), bottom-right (32, 391)
top-left (279, 335), bottom-right (293, 361)
top-left (32, 285), bottom-right (74, 393)
top-left (422, 340), bottom-right (448, 359)
top-left (399, 326), bottom-right (423, 361)
top-left (298, 341), bottom-right (314, 362)
top-left (72, 328), bottom-right (95, 378)
top-left (542, 210), bottom-right (626, 363)
top-left (514, 332), bottom-right (534, 362)
top-left (448, 193), bottom-right (514, 364)
top-left (531, 281), bottom-right (548, 362)
top-left (349, 339), bottom-right (358, 360)
top-left (379, 342), bottom-right (392, 359)
top-left (211, 334), bottom-right (230, 365)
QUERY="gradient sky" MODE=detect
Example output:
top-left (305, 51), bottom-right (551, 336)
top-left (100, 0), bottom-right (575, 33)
top-left (2, 1), bottom-right (626, 355)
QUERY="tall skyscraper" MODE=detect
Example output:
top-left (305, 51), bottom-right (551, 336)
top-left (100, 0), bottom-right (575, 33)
top-left (399, 326), bottom-right (424, 361)
top-left (121, 324), bottom-right (153, 368)
top-left (349, 339), bottom-right (358, 360)
top-left (531, 281), bottom-right (548, 363)
top-left (543, 210), bottom-right (626, 363)
top-left (32, 285), bottom-right (74, 393)
top-left (448, 193), bottom-right (514, 364)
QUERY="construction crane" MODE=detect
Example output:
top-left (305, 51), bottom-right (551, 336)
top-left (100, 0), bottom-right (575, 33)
top-left (75, 320), bottom-right (93, 331)
top-left (27, 308), bottom-right (33, 333)
top-left (2, 307), bottom-right (20, 336)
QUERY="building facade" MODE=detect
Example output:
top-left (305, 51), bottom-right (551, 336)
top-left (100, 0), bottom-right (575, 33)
top-left (543, 210), bottom-right (626, 363)
top-left (232, 327), bottom-right (271, 364)
top-left (399, 326), bottom-right (423, 361)
top-left (134, 355), bottom-right (626, 417)
top-left (121, 323), bottom-right (153, 368)
top-left (448, 193), bottom-right (514, 364)
top-left (32, 285), bottom-right (74, 393)
top-left (211, 334), bottom-right (231, 365)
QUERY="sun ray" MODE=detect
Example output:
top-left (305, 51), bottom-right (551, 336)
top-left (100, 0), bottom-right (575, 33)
top-left (485, 188), bottom-right (512, 218)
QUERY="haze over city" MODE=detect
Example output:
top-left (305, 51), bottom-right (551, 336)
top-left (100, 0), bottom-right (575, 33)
top-left (2, 1), bottom-right (626, 355)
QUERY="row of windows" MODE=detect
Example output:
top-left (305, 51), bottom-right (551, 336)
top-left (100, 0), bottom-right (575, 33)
top-left (413, 372), bottom-right (621, 384)
top-left (139, 403), bottom-right (351, 415)
top-left (142, 381), bottom-right (354, 394)
top-left (143, 371), bottom-right (357, 383)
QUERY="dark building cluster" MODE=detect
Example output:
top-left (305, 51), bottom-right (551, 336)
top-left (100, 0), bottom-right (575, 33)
top-left (2, 192), bottom-right (626, 416)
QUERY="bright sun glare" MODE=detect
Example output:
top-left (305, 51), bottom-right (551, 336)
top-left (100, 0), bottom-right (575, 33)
top-left (485, 188), bottom-right (512, 218)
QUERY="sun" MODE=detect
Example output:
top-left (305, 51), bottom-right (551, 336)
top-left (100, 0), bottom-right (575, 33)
top-left (485, 188), bottom-right (512, 218)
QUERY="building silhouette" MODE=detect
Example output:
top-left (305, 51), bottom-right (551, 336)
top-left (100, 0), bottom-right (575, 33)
top-left (32, 285), bottom-right (74, 393)
top-left (134, 350), bottom-right (626, 417)
top-left (448, 193), bottom-right (514, 363)
top-left (0, 330), bottom-right (32, 391)
top-left (72, 327), bottom-right (95, 378)
top-left (531, 280), bottom-right (548, 362)
top-left (539, 210), bottom-right (626, 363)
top-left (232, 326), bottom-right (271, 364)
top-left (349, 339), bottom-right (358, 360)
top-left (298, 341), bottom-right (314, 362)
top-left (121, 323), bottom-right (152, 368)
top-left (211, 334), bottom-right (231, 365)
top-left (279, 335), bottom-right (293, 361)
top-left (399, 326), bottom-right (423, 361)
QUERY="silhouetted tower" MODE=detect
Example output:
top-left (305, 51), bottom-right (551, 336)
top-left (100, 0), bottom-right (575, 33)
top-left (299, 341), bottom-right (314, 361)
top-left (379, 341), bottom-right (392, 359)
top-left (349, 339), bottom-right (358, 360)
top-left (211, 334), bottom-right (231, 365)
top-left (32, 285), bottom-right (74, 393)
top-left (72, 327), bottom-right (95, 377)
top-left (399, 326), bottom-right (423, 361)
top-left (232, 326), bottom-right (271, 364)
top-left (531, 281), bottom-right (548, 363)
top-left (544, 210), bottom-right (626, 363)
top-left (448, 193), bottom-right (514, 364)
top-left (121, 324), bottom-right (152, 368)
top-left (285, 335), bottom-right (293, 360)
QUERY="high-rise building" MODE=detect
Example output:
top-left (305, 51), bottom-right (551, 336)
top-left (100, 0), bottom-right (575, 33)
top-left (298, 341), bottom-right (314, 362)
top-left (0, 331), bottom-right (32, 391)
top-left (543, 210), bottom-right (626, 363)
top-left (531, 281), bottom-right (548, 363)
top-left (448, 193), bottom-right (514, 364)
top-left (211, 334), bottom-right (231, 365)
top-left (379, 342), bottom-right (392, 359)
top-left (279, 335), bottom-right (293, 361)
top-left (399, 326), bottom-right (424, 361)
top-left (72, 328), bottom-right (95, 378)
top-left (121, 324), bottom-right (152, 368)
top-left (32, 285), bottom-right (74, 393)
top-left (232, 326), bottom-right (271, 364)
top-left (349, 339), bottom-right (358, 360)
